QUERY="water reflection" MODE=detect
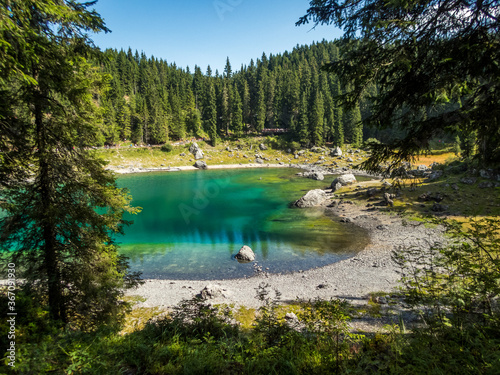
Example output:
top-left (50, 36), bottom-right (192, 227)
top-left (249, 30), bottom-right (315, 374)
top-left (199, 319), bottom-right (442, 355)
top-left (117, 169), bottom-right (369, 279)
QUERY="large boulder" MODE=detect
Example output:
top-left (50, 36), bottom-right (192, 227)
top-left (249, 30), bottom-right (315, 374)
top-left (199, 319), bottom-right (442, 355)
top-left (194, 150), bottom-right (204, 160)
top-left (235, 245), bottom-right (255, 263)
top-left (331, 146), bottom-right (342, 157)
top-left (194, 160), bottom-right (207, 169)
top-left (189, 142), bottom-right (200, 154)
top-left (259, 143), bottom-right (268, 151)
top-left (189, 142), bottom-right (204, 160)
top-left (331, 173), bottom-right (357, 191)
top-left (294, 189), bottom-right (328, 208)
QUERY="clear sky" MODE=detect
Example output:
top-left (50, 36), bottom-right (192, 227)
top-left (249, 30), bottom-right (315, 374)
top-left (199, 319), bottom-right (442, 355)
top-left (89, 0), bottom-right (342, 73)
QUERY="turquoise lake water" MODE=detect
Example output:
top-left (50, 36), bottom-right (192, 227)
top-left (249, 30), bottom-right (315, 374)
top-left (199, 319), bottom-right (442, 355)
top-left (117, 168), bottom-right (369, 280)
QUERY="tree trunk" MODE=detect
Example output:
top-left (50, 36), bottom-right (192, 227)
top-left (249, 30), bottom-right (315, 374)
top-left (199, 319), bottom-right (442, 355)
top-left (35, 94), bottom-right (66, 323)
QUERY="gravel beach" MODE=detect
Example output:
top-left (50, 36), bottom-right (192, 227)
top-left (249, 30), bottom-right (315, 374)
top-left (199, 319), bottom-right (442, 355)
top-left (126, 196), bottom-right (444, 309)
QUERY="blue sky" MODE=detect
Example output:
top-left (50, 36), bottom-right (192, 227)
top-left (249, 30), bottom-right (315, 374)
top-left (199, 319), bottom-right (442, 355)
top-left (89, 0), bottom-right (342, 73)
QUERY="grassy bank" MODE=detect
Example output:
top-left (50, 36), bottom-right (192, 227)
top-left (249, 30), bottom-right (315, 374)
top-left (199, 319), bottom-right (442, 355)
top-left (96, 137), bottom-right (370, 171)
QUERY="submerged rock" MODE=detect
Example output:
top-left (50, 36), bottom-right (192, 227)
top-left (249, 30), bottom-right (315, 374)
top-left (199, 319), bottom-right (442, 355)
top-left (295, 189), bottom-right (328, 208)
top-left (235, 245), bottom-right (255, 263)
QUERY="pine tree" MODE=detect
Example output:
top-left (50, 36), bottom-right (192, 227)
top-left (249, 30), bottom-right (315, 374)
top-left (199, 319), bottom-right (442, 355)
top-left (309, 89), bottom-right (324, 145)
top-left (255, 80), bottom-right (266, 132)
top-left (331, 77), bottom-right (344, 147)
top-left (231, 87), bottom-right (243, 136)
top-left (224, 57), bottom-right (232, 79)
top-left (0, 0), bottom-right (141, 327)
top-left (299, 0), bottom-right (500, 167)
top-left (204, 79), bottom-right (218, 145)
top-left (193, 65), bottom-right (204, 111)
top-left (221, 82), bottom-right (231, 136)
top-left (241, 80), bottom-right (251, 127)
top-left (297, 92), bottom-right (310, 145)
top-left (344, 101), bottom-right (363, 147)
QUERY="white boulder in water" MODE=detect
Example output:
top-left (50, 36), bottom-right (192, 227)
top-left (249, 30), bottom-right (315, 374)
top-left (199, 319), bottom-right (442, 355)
top-left (294, 189), bottom-right (328, 208)
top-left (235, 245), bottom-right (256, 263)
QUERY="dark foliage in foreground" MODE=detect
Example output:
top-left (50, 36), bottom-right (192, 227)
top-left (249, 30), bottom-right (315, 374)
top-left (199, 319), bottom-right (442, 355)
top-left (299, 0), bottom-right (500, 171)
top-left (2, 218), bottom-right (499, 374)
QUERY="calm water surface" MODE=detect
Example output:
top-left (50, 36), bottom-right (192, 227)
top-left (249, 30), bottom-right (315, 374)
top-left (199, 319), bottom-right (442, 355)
top-left (117, 168), bottom-right (369, 279)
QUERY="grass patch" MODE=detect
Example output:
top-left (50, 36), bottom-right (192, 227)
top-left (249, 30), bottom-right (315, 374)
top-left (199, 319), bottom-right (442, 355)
top-left (121, 306), bottom-right (167, 335)
top-left (234, 306), bottom-right (256, 330)
top-left (97, 138), bottom-right (371, 171)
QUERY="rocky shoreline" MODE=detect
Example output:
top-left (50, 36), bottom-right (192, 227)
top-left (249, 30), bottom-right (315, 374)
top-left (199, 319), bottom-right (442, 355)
top-left (126, 187), bottom-right (444, 310)
top-left (109, 161), bottom-right (380, 180)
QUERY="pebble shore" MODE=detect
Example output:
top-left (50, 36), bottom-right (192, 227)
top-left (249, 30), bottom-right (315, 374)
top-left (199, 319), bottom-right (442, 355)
top-left (126, 196), bottom-right (444, 309)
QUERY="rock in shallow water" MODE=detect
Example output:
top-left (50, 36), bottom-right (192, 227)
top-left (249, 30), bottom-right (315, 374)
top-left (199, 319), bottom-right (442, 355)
top-left (235, 245), bottom-right (255, 263)
top-left (294, 189), bottom-right (328, 208)
top-left (303, 171), bottom-right (325, 181)
top-left (194, 160), bottom-right (207, 169)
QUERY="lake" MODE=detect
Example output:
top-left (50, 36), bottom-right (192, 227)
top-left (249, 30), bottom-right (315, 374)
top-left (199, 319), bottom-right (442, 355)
top-left (117, 168), bottom-right (369, 280)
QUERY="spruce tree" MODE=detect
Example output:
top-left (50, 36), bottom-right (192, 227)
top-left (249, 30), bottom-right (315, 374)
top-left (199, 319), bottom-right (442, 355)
top-left (204, 79), bottom-right (218, 145)
top-left (343, 101), bottom-right (363, 147)
top-left (299, 0), bottom-right (500, 167)
top-left (221, 82), bottom-right (231, 136)
top-left (231, 87), bottom-right (244, 136)
top-left (297, 92), bottom-right (310, 145)
top-left (241, 80), bottom-right (251, 126)
top-left (309, 89), bottom-right (324, 146)
top-left (224, 57), bottom-right (232, 79)
top-left (0, 0), bottom-right (141, 327)
top-left (255, 80), bottom-right (266, 132)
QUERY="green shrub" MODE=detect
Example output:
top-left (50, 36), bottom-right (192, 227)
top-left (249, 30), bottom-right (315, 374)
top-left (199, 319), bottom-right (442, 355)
top-left (289, 141), bottom-right (301, 152)
top-left (161, 143), bottom-right (173, 153)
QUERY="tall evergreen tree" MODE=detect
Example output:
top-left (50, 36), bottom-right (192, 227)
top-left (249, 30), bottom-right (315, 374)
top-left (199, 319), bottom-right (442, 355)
top-left (224, 57), bottom-right (232, 79)
top-left (309, 89), bottom-right (324, 145)
top-left (0, 0), bottom-right (140, 327)
top-left (221, 82), bottom-right (231, 136)
top-left (204, 79), bottom-right (218, 145)
top-left (241, 80), bottom-right (251, 127)
top-left (343, 101), bottom-right (363, 146)
top-left (297, 92), bottom-right (310, 144)
top-left (231, 87), bottom-right (243, 136)
top-left (299, 0), bottom-right (500, 169)
top-left (255, 80), bottom-right (266, 132)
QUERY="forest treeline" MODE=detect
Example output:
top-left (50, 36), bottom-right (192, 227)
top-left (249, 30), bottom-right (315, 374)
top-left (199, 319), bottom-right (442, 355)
top-left (97, 40), bottom-right (395, 147)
